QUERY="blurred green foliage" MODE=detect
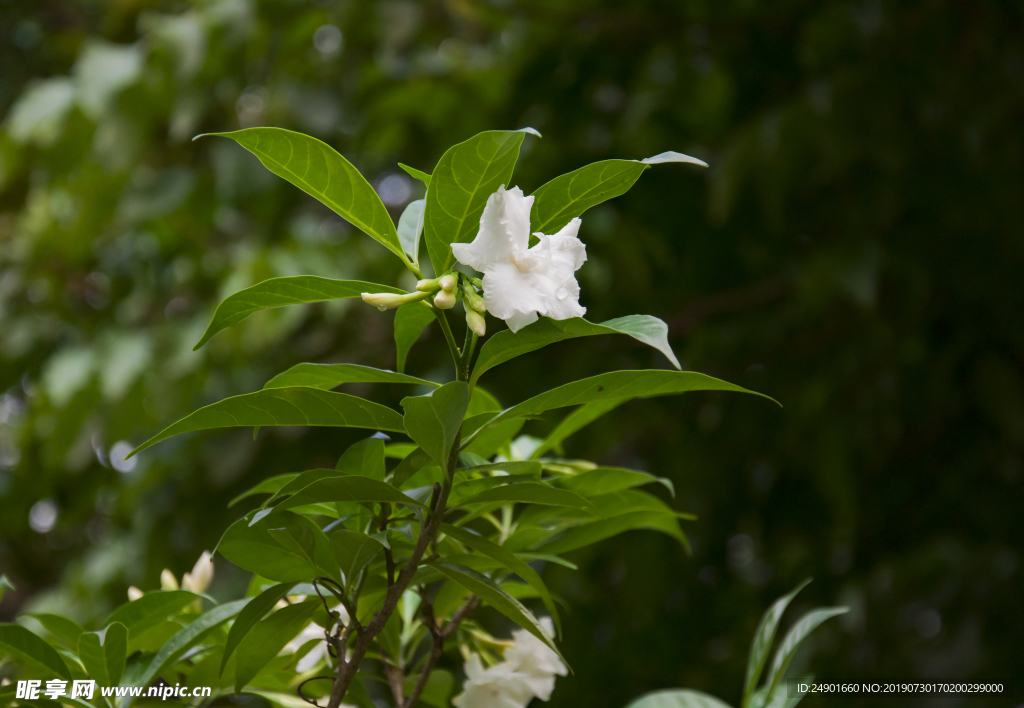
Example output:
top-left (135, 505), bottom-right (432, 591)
top-left (0, 1), bottom-right (1021, 706)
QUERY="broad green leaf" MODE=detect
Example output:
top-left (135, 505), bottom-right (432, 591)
top-left (194, 277), bottom-right (404, 350)
top-left (336, 437), bottom-right (386, 480)
top-left (428, 561), bottom-right (566, 666)
top-left (487, 370), bottom-right (775, 427)
top-left (554, 466), bottom-right (674, 498)
top-left (741, 579), bottom-right (811, 708)
top-left (229, 473), bottom-right (298, 508)
top-left (329, 530), bottom-right (388, 587)
top-left (398, 163), bottom-right (431, 187)
top-left (587, 490), bottom-right (687, 519)
top-left (402, 669), bottom-right (453, 708)
top-left (441, 524), bottom-right (560, 635)
top-left (77, 622), bottom-right (127, 686)
top-left (472, 316), bottom-right (681, 385)
top-left (130, 388), bottom-right (405, 457)
top-left (217, 513), bottom-right (324, 582)
top-left (267, 522), bottom-right (340, 585)
top-left (269, 476), bottom-right (424, 514)
top-left (462, 418), bottom-right (526, 459)
top-left (402, 381), bottom-right (470, 466)
top-left (466, 386), bottom-right (502, 417)
top-left (199, 128), bottom-right (408, 263)
top-left (105, 590), bottom-right (199, 642)
top-left (537, 510), bottom-right (687, 554)
top-left (135, 599), bottom-right (249, 689)
top-left (529, 152), bottom-right (708, 234)
top-left (390, 446), bottom-right (431, 489)
top-left (423, 129), bottom-right (533, 275)
top-left (24, 614), bottom-right (84, 650)
top-left (397, 198), bottom-right (425, 262)
top-left (234, 599), bottom-right (320, 692)
top-left (456, 482), bottom-right (598, 515)
top-left (221, 583), bottom-right (294, 675)
top-left (624, 689), bottom-right (733, 708)
top-left (763, 607), bottom-right (849, 702)
top-left (265, 363), bottom-right (436, 391)
top-left (457, 461), bottom-right (543, 476)
top-left (261, 469), bottom-right (341, 508)
top-left (0, 624), bottom-right (70, 679)
top-left (530, 399), bottom-right (627, 459)
top-left (394, 302), bottom-right (435, 373)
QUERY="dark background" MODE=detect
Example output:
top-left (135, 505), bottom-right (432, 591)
top-left (1, 1), bottom-right (1022, 707)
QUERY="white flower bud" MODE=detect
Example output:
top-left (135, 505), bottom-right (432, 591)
top-left (466, 307), bottom-right (486, 337)
top-left (439, 274), bottom-right (458, 292)
top-left (160, 569), bottom-right (178, 591)
top-left (127, 586), bottom-right (144, 601)
top-left (433, 289), bottom-right (457, 309)
top-left (181, 550), bottom-right (214, 594)
top-left (416, 278), bottom-right (440, 292)
top-left (361, 292), bottom-right (406, 311)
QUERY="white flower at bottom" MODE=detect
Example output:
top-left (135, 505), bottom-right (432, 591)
top-left (452, 186), bottom-right (587, 333)
top-left (503, 618), bottom-right (568, 701)
top-left (451, 654), bottom-right (535, 708)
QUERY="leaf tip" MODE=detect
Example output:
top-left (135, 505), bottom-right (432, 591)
top-left (517, 127), bottom-right (542, 138)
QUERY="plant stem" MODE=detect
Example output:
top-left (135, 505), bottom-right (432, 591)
top-left (432, 308), bottom-right (461, 370)
top-left (402, 595), bottom-right (480, 708)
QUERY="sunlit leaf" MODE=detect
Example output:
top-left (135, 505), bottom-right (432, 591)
top-left (397, 198), bottom-right (425, 262)
top-left (398, 163), bottom-right (431, 187)
top-left (762, 607), bottom-right (849, 702)
top-left (456, 482), bottom-right (598, 515)
top-left (24, 614), bottom-right (84, 650)
top-left (270, 475), bottom-right (425, 512)
top-left (741, 579), bottom-right (811, 708)
top-left (554, 466), bottom-right (674, 498)
top-left (264, 363), bottom-right (436, 391)
top-left (229, 474), bottom-right (299, 508)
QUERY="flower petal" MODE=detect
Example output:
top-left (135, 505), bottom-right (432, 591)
top-left (451, 186), bottom-right (534, 271)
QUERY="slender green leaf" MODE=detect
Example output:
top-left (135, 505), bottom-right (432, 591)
top-left (472, 316), bottom-right (680, 385)
top-left (441, 524), bottom-right (560, 635)
top-left (398, 163), bottom-right (431, 187)
top-left (229, 473), bottom-right (299, 508)
top-left (199, 128), bottom-right (406, 262)
top-left (428, 561), bottom-right (566, 666)
top-left (77, 622), bottom-right (127, 686)
top-left (763, 607), bottom-right (849, 702)
top-left (423, 129), bottom-right (533, 274)
top-left (397, 198), bottom-right (425, 262)
top-left (329, 530), bottom-right (388, 587)
top-left (261, 469), bottom-right (341, 509)
top-left (0, 624), bottom-right (70, 679)
top-left (624, 689), bottom-right (733, 708)
top-left (234, 600), bottom-right (320, 692)
top-left (456, 482), bottom-right (598, 515)
top-left (194, 277), bottom-right (404, 350)
top-left (488, 370), bottom-right (776, 427)
top-left (130, 388), bottom-right (405, 457)
top-left (105, 590), bottom-right (199, 642)
top-left (529, 152), bottom-right (708, 234)
top-left (135, 599), bottom-right (249, 689)
top-left (336, 437), bottom-right (386, 480)
top-left (265, 363), bottom-right (436, 391)
top-left (24, 614), bottom-right (84, 650)
top-left (390, 446), bottom-right (431, 489)
top-left (462, 418), bottom-right (526, 459)
top-left (741, 580), bottom-right (812, 708)
top-left (538, 510), bottom-right (687, 554)
top-left (394, 302), bottom-right (435, 374)
top-left (554, 467), bottom-right (674, 498)
top-left (221, 583), bottom-right (294, 676)
top-left (530, 399), bottom-right (627, 459)
top-left (402, 381), bottom-right (470, 466)
top-left (272, 475), bottom-right (425, 512)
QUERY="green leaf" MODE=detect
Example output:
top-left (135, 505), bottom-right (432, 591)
top-left (554, 466), bottom-right (674, 498)
top-left (537, 510), bottom-right (687, 555)
top-left (456, 482), bottom-right (598, 515)
top-left (234, 599), bottom-right (320, 692)
top-left (270, 475), bottom-right (425, 512)
top-left (394, 302), bottom-right (435, 374)
top-left (260, 469), bottom-right (342, 509)
top-left (390, 446), bottom-right (431, 489)
top-left (472, 316), bottom-right (681, 385)
top-left (217, 513), bottom-right (326, 582)
top-left (423, 129), bottom-right (533, 275)
top-left (267, 523), bottom-right (339, 585)
top-left (135, 599), bottom-right (249, 689)
top-left (529, 152), bottom-right (707, 235)
top-left (763, 607), bottom-right (849, 703)
top-left (487, 370), bottom-right (776, 427)
top-left (194, 277), bottom-right (404, 350)
top-left (105, 590), bottom-right (199, 643)
top-left (441, 524), bottom-right (560, 635)
top-left (402, 669), bottom-right (453, 708)
top-left (427, 561), bottom-right (566, 667)
top-left (130, 388), bottom-right (405, 457)
top-left (624, 689), bottom-right (733, 708)
top-left (221, 583), bottom-right (294, 676)
top-left (402, 381), bottom-right (470, 466)
top-left (466, 387), bottom-right (502, 417)
top-left (741, 579), bottom-right (811, 708)
top-left (336, 437), bottom-right (386, 481)
top-left (397, 198), bottom-right (425, 262)
top-left (398, 163), bottom-right (431, 187)
top-left (229, 473), bottom-right (299, 508)
top-left (199, 128), bottom-right (408, 264)
top-left (0, 624), bottom-right (70, 679)
top-left (329, 530), bottom-right (388, 587)
top-left (530, 399), bottom-right (627, 459)
top-left (265, 363), bottom-right (436, 391)
top-left (24, 614), bottom-right (84, 650)
top-left (77, 622), bottom-right (127, 686)
top-left (462, 418), bottom-right (525, 459)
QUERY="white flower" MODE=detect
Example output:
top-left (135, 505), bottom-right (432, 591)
top-left (127, 586), bottom-right (144, 601)
top-left (160, 569), bottom-right (178, 591)
top-left (451, 654), bottom-right (535, 708)
top-left (452, 186), bottom-right (587, 333)
top-left (181, 551), bottom-right (214, 594)
top-left (503, 618), bottom-right (567, 701)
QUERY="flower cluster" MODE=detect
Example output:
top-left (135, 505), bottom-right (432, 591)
top-left (452, 618), bottom-right (568, 708)
top-left (127, 551), bottom-right (213, 600)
